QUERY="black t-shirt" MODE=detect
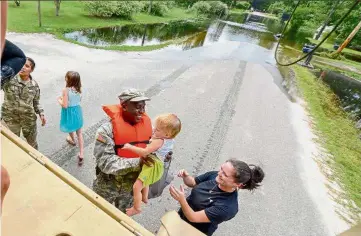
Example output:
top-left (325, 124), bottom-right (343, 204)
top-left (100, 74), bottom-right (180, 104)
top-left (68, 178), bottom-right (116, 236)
top-left (178, 171), bottom-right (238, 236)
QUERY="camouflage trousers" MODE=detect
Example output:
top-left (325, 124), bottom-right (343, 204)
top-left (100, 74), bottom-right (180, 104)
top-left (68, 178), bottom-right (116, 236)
top-left (93, 170), bottom-right (139, 213)
top-left (2, 118), bottom-right (38, 150)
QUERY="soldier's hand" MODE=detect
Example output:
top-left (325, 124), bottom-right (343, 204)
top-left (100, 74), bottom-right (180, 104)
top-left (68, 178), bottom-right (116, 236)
top-left (40, 114), bottom-right (46, 126)
top-left (140, 155), bottom-right (155, 167)
top-left (164, 151), bottom-right (173, 162)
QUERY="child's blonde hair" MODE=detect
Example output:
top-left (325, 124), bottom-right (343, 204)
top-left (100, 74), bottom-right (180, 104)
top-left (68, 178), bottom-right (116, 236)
top-left (155, 113), bottom-right (181, 139)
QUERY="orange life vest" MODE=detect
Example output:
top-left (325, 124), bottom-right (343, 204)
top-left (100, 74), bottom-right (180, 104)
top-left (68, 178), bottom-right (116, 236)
top-left (102, 104), bottom-right (152, 158)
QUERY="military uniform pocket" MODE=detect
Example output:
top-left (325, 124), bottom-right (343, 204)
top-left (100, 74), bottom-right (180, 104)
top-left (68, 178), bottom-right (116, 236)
top-left (23, 88), bottom-right (37, 102)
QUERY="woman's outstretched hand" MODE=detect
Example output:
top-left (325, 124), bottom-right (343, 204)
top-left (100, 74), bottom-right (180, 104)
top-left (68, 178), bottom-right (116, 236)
top-left (177, 169), bottom-right (189, 178)
top-left (169, 185), bottom-right (185, 202)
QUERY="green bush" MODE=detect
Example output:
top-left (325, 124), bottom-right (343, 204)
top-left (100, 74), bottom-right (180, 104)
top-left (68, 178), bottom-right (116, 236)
top-left (235, 1), bottom-right (250, 10)
top-left (114, 1), bottom-right (143, 18)
top-left (176, 0), bottom-right (198, 8)
top-left (141, 1), bottom-right (175, 16)
top-left (268, 1), bottom-right (288, 15)
top-left (191, 1), bottom-right (211, 16)
top-left (83, 1), bottom-right (142, 18)
top-left (191, 1), bottom-right (228, 17)
top-left (150, 2), bottom-right (170, 16)
top-left (297, 21), bottom-right (316, 40)
top-left (209, 1), bottom-right (228, 17)
top-left (165, 1), bottom-right (176, 9)
top-left (84, 1), bottom-right (117, 17)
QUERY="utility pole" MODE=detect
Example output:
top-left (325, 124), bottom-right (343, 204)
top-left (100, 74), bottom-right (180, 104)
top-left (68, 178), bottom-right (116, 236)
top-left (336, 20), bottom-right (361, 54)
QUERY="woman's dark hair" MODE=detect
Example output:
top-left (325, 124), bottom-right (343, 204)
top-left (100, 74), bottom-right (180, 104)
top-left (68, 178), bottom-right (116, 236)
top-left (65, 71), bottom-right (81, 93)
top-left (26, 57), bottom-right (35, 71)
top-left (227, 159), bottom-right (265, 191)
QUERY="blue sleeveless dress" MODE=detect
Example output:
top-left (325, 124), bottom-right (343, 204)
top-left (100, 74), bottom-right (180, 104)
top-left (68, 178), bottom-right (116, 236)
top-left (60, 88), bottom-right (83, 133)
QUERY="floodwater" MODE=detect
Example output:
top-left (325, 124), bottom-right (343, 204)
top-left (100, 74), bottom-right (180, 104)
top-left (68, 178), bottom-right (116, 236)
top-left (64, 12), bottom-right (360, 116)
top-left (64, 12), bottom-right (281, 51)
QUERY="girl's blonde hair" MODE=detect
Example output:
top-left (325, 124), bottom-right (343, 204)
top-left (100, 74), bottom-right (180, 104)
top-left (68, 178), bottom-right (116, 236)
top-left (155, 113), bottom-right (181, 139)
top-left (65, 71), bottom-right (81, 93)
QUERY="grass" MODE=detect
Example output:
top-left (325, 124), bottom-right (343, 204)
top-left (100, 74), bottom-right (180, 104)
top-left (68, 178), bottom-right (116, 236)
top-left (315, 56), bottom-right (361, 71)
top-left (282, 45), bottom-right (361, 80)
top-left (7, 1), bottom-right (197, 51)
top-left (308, 38), bottom-right (361, 57)
top-left (230, 9), bottom-right (248, 14)
top-left (313, 62), bottom-right (361, 81)
top-left (7, 1), bottom-right (196, 33)
top-left (293, 66), bottom-right (361, 222)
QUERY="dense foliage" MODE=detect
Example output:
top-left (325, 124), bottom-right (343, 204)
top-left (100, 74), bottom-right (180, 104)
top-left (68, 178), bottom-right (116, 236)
top-left (83, 1), bottom-right (143, 18)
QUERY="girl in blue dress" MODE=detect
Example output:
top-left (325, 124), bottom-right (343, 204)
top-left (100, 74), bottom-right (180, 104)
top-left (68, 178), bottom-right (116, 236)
top-left (58, 71), bottom-right (84, 163)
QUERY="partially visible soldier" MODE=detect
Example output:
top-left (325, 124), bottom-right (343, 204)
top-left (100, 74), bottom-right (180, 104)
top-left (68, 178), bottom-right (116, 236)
top-left (1, 57), bottom-right (46, 150)
top-left (93, 88), bottom-right (156, 212)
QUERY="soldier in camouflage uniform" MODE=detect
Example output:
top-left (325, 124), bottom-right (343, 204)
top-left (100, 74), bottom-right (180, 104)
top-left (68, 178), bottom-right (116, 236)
top-left (93, 89), bottom-right (153, 212)
top-left (1, 57), bottom-right (46, 150)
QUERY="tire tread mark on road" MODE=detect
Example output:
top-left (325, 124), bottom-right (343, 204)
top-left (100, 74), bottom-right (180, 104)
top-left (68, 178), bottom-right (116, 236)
top-left (50, 65), bottom-right (190, 166)
top-left (192, 61), bottom-right (247, 175)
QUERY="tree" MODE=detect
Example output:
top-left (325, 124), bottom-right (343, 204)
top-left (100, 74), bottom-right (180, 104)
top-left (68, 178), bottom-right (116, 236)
top-left (336, 20), bottom-right (361, 53)
top-left (220, 0), bottom-right (233, 7)
top-left (314, 0), bottom-right (342, 40)
top-left (252, 0), bottom-right (276, 11)
top-left (54, 0), bottom-right (61, 16)
top-left (176, 0), bottom-right (199, 8)
top-left (37, 0), bottom-right (41, 27)
top-left (148, 0), bottom-right (153, 14)
top-left (333, 1), bottom-right (361, 49)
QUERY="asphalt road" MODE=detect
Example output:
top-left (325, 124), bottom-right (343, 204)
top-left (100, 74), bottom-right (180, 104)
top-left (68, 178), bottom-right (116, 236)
top-left (3, 33), bottom-right (340, 236)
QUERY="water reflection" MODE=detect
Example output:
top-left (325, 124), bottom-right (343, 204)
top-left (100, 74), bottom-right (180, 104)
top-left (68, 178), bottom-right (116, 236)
top-left (206, 21), bottom-right (276, 49)
top-left (64, 21), bottom-right (209, 47)
top-left (169, 15), bottom-right (279, 50)
top-left (64, 12), bottom-right (282, 51)
top-left (322, 71), bottom-right (361, 119)
top-left (180, 31), bottom-right (207, 50)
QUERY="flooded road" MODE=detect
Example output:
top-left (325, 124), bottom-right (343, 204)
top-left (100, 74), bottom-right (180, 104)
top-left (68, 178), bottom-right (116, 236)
top-left (64, 12), bottom-right (281, 51)
top-left (3, 12), bottom-right (348, 236)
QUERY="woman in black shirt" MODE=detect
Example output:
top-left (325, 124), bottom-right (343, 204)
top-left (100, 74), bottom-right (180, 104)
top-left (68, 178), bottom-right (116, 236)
top-left (169, 159), bottom-right (265, 236)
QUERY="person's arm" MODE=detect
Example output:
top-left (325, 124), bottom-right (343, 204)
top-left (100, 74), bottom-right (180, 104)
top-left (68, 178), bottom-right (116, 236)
top-left (33, 84), bottom-right (46, 126)
top-left (177, 169), bottom-right (196, 188)
top-left (57, 88), bottom-right (68, 108)
top-left (1, 1), bottom-right (7, 56)
top-left (123, 138), bottom-right (163, 157)
top-left (169, 185), bottom-right (210, 223)
top-left (94, 122), bottom-right (141, 175)
top-left (177, 170), bottom-right (217, 188)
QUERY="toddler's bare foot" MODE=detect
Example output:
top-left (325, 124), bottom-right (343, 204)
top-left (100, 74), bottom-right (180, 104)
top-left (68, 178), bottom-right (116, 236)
top-left (126, 206), bottom-right (141, 216)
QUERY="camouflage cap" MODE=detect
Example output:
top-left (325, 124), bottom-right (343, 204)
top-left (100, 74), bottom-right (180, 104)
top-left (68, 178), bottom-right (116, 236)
top-left (118, 88), bottom-right (150, 104)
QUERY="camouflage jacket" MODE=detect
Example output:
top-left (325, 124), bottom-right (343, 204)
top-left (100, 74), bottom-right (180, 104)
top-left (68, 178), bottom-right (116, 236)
top-left (1, 75), bottom-right (44, 122)
top-left (93, 121), bottom-right (141, 176)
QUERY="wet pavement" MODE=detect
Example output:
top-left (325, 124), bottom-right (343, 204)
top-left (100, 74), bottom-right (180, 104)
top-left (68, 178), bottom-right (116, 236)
top-left (2, 15), bottom-right (348, 236)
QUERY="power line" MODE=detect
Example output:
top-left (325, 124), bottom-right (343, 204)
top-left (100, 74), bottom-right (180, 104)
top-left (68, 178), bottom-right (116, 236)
top-left (274, 0), bottom-right (361, 67)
